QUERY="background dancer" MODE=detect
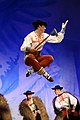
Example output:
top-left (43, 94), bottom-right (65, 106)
top-left (51, 85), bottom-right (80, 120)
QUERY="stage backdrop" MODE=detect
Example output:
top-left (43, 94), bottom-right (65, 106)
top-left (0, 0), bottom-right (80, 120)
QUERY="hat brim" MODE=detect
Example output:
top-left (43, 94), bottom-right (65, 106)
top-left (32, 20), bottom-right (47, 27)
top-left (24, 92), bottom-right (34, 95)
top-left (51, 87), bottom-right (63, 90)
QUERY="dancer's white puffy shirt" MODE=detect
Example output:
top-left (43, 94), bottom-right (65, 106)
top-left (20, 31), bottom-right (64, 52)
top-left (54, 92), bottom-right (77, 110)
top-left (20, 20), bottom-right (68, 52)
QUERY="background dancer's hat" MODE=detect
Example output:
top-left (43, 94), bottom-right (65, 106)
top-left (51, 85), bottom-right (63, 90)
top-left (24, 90), bottom-right (34, 95)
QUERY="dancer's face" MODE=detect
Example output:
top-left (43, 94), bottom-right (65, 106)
top-left (38, 25), bottom-right (46, 33)
top-left (54, 89), bottom-right (62, 95)
top-left (27, 94), bottom-right (33, 99)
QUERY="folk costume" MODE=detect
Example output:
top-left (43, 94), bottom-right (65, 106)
top-left (0, 94), bottom-right (12, 120)
top-left (19, 91), bottom-right (49, 120)
top-left (20, 20), bottom-right (68, 82)
top-left (52, 85), bottom-right (80, 120)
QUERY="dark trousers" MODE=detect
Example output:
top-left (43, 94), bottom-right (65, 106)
top-left (55, 112), bottom-right (80, 120)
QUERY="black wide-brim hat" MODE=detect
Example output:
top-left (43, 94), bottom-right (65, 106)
top-left (24, 90), bottom-right (35, 95)
top-left (51, 85), bottom-right (63, 90)
top-left (32, 20), bottom-right (47, 28)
